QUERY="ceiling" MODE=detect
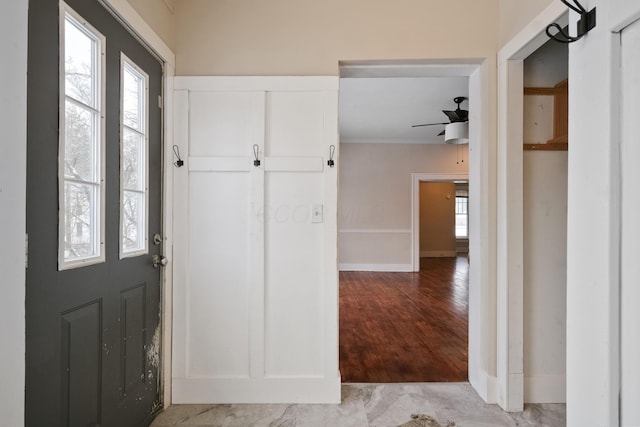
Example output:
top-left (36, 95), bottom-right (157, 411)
top-left (338, 76), bottom-right (469, 144)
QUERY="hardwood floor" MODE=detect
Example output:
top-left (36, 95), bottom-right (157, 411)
top-left (339, 256), bottom-right (469, 383)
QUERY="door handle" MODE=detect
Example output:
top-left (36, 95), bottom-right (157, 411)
top-left (152, 254), bottom-right (168, 268)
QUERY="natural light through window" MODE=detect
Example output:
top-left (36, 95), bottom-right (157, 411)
top-left (59, 5), bottom-right (105, 269)
top-left (120, 55), bottom-right (149, 257)
top-left (455, 191), bottom-right (468, 238)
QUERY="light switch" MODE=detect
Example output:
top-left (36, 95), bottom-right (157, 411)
top-left (312, 204), bottom-right (323, 223)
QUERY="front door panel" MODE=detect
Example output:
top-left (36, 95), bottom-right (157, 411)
top-left (26, 0), bottom-right (163, 425)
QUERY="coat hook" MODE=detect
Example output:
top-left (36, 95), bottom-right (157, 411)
top-left (546, 0), bottom-right (595, 43)
top-left (327, 145), bottom-right (336, 168)
top-left (172, 145), bottom-right (184, 168)
top-left (253, 144), bottom-right (261, 167)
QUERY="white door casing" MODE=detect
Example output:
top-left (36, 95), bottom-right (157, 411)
top-left (497, 1), bottom-right (568, 411)
top-left (171, 77), bottom-right (339, 404)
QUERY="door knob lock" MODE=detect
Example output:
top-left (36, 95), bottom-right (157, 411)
top-left (152, 254), bottom-right (168, 268)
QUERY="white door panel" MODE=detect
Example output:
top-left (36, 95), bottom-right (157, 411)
top-left (188, 172), bottom-right (251, 378)
top-left (266, 92), bottom-right (325, 157)
top-left (189, 91), bottom-right (256, 157)
top-left (173, 77), bottom-right (339, 403)
top-left (265, 173), bottom-right (325, 377)
top-left (621, 16), bottom-right (640, 426)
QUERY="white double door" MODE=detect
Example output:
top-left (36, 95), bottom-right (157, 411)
top-left (172, 78), bottom-right (340, 403)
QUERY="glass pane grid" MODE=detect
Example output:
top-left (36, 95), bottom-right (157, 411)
top-left (120, 55), bottom-right (148, 256)
top-left (63, 181), bottom-right (100, 260)
top-left (64, 100), bottom-right (99, 183)
top-left (122, 190), bottom-right (145, 253)
top-left (60, 8), bottom-right (104, 268)
top-left (122, 127), bottom-right (145, 191)
top-left (123, 64), bottom-right (145, 133)
top-left (455, 197), bottom-right (468, 238)
top-left (64, 15), bottom-right (99, 110)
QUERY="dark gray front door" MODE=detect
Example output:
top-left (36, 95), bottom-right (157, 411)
top-left (26, 0), bottom-right (163, 425)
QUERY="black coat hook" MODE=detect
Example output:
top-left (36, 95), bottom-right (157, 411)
top-left (172, 145), bottom-right (184, 168)
top-left (253, 144), bottom-right (261, 167)
top-left (327, 145), bottom-right (336, 168)
top-left (546, 0), bottom-right (595, 43)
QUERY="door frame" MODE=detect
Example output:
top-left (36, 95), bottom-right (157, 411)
top-left (613, 3), bottom-right (640, 425)
top-left (497, 1), bottom-right (567, 411)
top-left (411, 173), bottom-right (469, 271)
top-left (99, 0), bottom-right (176, 407)
top-left (339, 59), bottom-right (497, 404)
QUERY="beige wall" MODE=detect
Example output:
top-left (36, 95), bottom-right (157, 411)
top-left (127, 0), bottom-right (176, 51)
top-left (498, 0), bottom-right (554, 47)
top-left (173, 0), bottom-right (499, 75)
top-left (420, 182), bottom-right (456, 256)
top-left (338, 142), bottom-right (467, 269)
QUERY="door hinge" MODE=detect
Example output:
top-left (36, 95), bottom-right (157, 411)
top-left (25, 233), bottom-right (28, 269)
top-left (158, 95), bottom-right (163, 109)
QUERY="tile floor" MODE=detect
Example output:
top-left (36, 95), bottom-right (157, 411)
top-left (150, 383), bottom-right (565, 427)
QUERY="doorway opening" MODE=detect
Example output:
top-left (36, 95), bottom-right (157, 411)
top-left (337, 61), bottom-right (474, 383)
top-left (496, 3), bottom-right (569, 408)
top-left (521, 37), bottom-right (568, 403)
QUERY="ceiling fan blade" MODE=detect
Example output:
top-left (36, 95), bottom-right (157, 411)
top-left (443, 110), bottom-right (461, 122)
top-left (437, 129), bottom-right (445, 136)
top-left (411, 122), bottom-right (449, 128)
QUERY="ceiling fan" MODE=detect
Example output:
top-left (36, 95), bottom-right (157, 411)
top-left (411, 96), bottom-right (469, 139)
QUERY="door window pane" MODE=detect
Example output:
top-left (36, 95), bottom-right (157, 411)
top-left (122, 128), bottom-right (143, 190)
top-left (64, 100), bottom-right (98, 182)
top-left (64, 19), bottom-right (97, 107)
top-left (64, 182), bottom-right (99, 260)
top-left (120, 54), bottom-right (149, 257)
top-left (122, 64), bottom-right (144, 131)
top-left (59, 5), bottom-right (106, 270)
top-left (122, 190), bottom-right (144, 253)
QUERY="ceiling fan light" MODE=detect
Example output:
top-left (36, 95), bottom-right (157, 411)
top-left (444, 122), bottom-right (469, 144)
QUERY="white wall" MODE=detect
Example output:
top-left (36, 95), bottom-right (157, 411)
top-left (338, 143), bottom-right (467, 271)
top-left (523, 152), bottom-right (567, 402)
top-left (523, 39), bottom-right (568, 88)
top-left (521, 39), bottom-right (568, 403)
top-left (0, 0), bottom-right (28, 425)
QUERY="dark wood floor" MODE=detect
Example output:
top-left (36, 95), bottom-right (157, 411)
top-left (339, 256), bottom-right (469, 383)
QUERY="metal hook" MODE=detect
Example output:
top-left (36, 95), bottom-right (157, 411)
top-left (561, 0), bottom-right (585, 14)
top-left (327, 145), bottom-right (335, 168)
top-left (172, 145), bottom-right (184, 168)
top-left (546, 0), bottom-right (595, 44)
top-left (253, 144), bottom-right (261, 167)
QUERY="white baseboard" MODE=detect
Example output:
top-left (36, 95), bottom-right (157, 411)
top-left (172, 376), bottom-right (341, 404)
top-left (419, 251), bottom-right (457, 258)
top-left (469, 368), bottom-right (498, 404)
top-left (339, 263), bottom-right (413, 272)
top-left (524, 374), bottom-right (566, 403)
